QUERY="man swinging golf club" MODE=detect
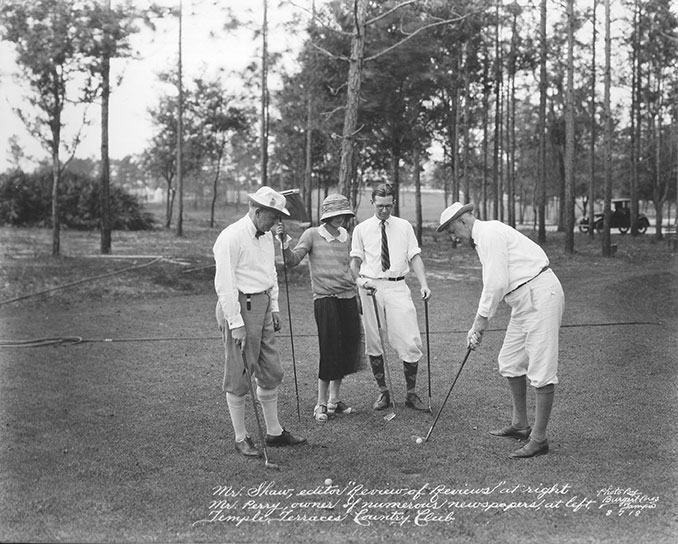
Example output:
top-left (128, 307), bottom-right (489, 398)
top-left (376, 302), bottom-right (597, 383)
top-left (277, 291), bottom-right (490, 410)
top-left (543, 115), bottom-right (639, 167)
top-left (214, 186), bottom-right (306, 459)
top-left (437, 202), bottom-right (564, 459)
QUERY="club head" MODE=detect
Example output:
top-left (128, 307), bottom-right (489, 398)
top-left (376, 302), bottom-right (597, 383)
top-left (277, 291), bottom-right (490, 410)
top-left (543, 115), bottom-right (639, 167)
top-left (265, 461), bottom-right (281, 471)
top-left (411, 435), bottom-right (428, 444)
top-left (383, 412), bottom-right (396, 422)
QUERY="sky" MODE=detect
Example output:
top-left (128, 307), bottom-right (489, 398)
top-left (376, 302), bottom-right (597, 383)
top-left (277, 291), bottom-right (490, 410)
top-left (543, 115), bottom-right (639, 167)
top-left (0, 0), bottom-right (313, 171)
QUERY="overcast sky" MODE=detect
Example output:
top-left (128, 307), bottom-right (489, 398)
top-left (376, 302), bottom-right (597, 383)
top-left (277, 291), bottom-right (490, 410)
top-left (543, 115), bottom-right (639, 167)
top-left (0, 0), bottom-right (312, 171)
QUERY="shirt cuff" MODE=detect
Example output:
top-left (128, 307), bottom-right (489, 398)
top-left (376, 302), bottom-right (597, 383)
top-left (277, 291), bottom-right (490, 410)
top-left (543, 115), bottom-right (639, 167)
top-left (227, 314), bottom-right (244, 329)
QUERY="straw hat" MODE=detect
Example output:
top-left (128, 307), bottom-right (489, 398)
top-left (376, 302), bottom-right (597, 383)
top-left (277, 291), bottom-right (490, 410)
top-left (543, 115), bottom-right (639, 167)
top-left (320, 194), bottom-right (354, 222)
top-left (247, 186), bottom-right (290, 216)
top-left (437, 202), bottom-right (474, 232)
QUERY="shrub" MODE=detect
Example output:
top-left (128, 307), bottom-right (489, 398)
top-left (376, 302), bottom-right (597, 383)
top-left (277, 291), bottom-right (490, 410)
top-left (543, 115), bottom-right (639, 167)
top-left (0, 169), bottom-right (52, 227)
top-left (0, 169), bottom-right (154, 230)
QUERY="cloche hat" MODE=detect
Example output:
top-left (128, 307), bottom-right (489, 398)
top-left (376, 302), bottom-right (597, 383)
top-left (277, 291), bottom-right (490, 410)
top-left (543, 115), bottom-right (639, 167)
top-left (320, 194), bottom-right (355, 222)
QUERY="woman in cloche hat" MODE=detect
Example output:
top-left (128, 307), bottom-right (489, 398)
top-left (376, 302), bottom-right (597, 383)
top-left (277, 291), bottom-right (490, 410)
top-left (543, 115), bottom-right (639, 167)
top-left (275, 194), bottom-right (362, 423)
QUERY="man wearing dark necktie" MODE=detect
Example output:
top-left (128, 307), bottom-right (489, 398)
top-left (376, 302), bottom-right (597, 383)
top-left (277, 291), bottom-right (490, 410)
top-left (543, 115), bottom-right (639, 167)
top-left (350, 183), bottom-right (432, 412)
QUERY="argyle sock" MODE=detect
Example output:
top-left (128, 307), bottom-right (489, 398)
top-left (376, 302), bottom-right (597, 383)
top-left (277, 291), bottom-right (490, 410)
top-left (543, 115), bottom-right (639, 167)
top-left (403, 361), bottom-right (418, 394)
top-left (226, 392), bottom-right (248, 442)
top-left (508, 375), bottom-right (529, 429)
top-left (256, 386), bottom-right (284, 437)
top-left (531, 384), bottom-right (555, 442)
top-left (369, 355), bottom-right (388, 392)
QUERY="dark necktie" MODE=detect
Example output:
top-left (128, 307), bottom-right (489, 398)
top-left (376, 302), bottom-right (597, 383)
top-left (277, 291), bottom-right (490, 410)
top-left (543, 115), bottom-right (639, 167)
top-left (255, 230), bottom-right (265, 239)
top-left (380, 220), bottom-right (390, 272)
top-left (470, 238), bottom-right (476, 249)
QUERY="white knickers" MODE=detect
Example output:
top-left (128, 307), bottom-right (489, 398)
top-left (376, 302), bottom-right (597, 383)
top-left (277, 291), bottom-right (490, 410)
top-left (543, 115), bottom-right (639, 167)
top-left (497, 269), bottom-right (564, 388)
top-left (359, 279), bottom-right (423, 363)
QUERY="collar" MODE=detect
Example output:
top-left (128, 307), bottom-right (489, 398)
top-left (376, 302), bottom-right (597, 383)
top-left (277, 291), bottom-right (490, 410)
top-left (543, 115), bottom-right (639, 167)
top-left (471, 220), bottom-right (482, 249)
top-left (318, 224), bottom-right (348, 243)
top-left (246, 215), bottom-right (266, 239)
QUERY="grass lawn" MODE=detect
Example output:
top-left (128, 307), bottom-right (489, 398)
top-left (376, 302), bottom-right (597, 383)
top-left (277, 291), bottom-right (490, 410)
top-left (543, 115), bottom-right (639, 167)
top-left (0, 206), bottom-right (677, 543)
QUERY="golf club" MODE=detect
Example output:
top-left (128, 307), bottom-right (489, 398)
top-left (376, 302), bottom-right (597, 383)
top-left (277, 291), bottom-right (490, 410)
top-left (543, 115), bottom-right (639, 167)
top-left (240, 347), bottom-right (280, 470)
top-left (369, 290), bottom-right (396, 421)
top-left (278, 225), bottom-right (301, 422)
top-left (413, 346), bottom-right (473, 444)
top-left (424, 298), bottom-right (432, 413)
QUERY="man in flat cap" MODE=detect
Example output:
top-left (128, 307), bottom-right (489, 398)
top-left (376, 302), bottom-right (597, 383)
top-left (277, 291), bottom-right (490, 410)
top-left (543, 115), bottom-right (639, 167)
top-left (214, 186), bottom-right (306, 458)
top-left (437, 202), bottom-right (564, 458)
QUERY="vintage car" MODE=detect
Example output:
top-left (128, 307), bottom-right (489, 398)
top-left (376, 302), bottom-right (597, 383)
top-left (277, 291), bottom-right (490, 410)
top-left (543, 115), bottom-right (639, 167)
top-left (578, 198), bottom-right (650, 234)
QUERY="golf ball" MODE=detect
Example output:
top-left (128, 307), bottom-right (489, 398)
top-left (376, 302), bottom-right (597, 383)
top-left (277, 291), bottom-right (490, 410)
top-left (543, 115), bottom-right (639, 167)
top-left (416, 438), bottom-right (423, 444)
top-left (324, 478), bottom-right (333, 486)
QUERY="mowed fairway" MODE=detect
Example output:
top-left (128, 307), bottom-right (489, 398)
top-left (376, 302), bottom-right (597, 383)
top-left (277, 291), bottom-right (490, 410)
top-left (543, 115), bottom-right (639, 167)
top-left (0, 217), bottom-right (677, 543)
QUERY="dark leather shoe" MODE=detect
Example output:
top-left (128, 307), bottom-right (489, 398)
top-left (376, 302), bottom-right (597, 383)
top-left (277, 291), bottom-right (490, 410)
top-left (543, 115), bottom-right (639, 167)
top-left (373, 391), bottom-right (391, 410)
top-left (509, 439), bottom-right (549, 459)
top-left (234, 436), bottom-right (261, 457)
top-left (265, 429), bottom-right (307, 447)
top-left (489, 425), bottom-right (532, 439)
top-left (405, 392), bottom-right (429, 411)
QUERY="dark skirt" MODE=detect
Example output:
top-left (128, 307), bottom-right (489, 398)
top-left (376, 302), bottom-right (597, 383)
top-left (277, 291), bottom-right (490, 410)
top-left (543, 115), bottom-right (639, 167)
top-left (314, 296), bottom-right (362, 381)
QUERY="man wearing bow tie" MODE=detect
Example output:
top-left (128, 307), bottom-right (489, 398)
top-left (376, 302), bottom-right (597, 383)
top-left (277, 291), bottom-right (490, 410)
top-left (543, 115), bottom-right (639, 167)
top-left (213, 186), bottom-right (306, 459)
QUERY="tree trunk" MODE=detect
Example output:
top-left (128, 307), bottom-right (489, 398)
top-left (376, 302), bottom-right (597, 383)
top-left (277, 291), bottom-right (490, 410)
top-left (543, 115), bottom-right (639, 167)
top-left (463, 44), bottom-right (471, 206)
top-left (630, 0), bottom-right (640, 236)
top-left (51, 146), bottom-right (61, 256)
top-left (338, 0), bottom-right (367, 197)
top-left (538, 0), bottom-right (547, 243)
top-left (304, 93), bottom-right (314, 223)
top-left (165, 183), bottom-right (175, 229)
top-left (564, 0), bottom-right (575, 253)
top-left (588, 0), bottom-right (597, 240)
top-left (100, 8), bottom-right (112, 254)
top-left (176, 0), bottom-right (184, 237)
top-left (390, 148), bottom-right (400, 216)
top-left (602, 0), bottom-right (612, 256)
top-left (260, 0), bottom-right (269, 186)
top-left (482, 48), bottom-right (490, 220)
top-left (493, 0), bottom-right (502, 220)
top-left (414, 146), bottom-right (423, 246)
top-left (210, 145), bottom-right (224, 228)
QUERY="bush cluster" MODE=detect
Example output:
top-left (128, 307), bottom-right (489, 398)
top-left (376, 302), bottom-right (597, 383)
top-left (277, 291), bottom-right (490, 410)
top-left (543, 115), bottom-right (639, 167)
top-left (0, 169), bottom-right (154, 230)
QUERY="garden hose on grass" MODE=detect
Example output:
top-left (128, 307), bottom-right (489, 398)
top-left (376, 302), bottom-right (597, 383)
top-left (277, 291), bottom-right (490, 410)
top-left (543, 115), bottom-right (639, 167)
top-left (0, 321), bottom-right (663, 349)
top-left (0, 256), bottom-right (164, 307)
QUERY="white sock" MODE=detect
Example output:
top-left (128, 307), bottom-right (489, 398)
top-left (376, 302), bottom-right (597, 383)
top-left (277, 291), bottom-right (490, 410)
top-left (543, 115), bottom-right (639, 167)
top-left (257, 386), bottom-right (284, 436)
top-left (226, 393), bottom-right (248, 442)
top-left (328, 379), bottom-right (342, 405)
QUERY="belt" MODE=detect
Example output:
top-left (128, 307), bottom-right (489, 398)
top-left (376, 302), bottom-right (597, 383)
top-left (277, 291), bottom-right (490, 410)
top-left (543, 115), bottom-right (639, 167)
top-left (508, 266), bottom-right (550, 295)
top-left (240, 290), bottom-right (270, 310)
top-left (361, 275), bottom-right (405, 282)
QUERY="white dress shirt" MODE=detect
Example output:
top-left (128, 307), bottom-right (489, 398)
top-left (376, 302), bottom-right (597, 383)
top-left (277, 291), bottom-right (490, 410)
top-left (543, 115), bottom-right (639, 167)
top-left (213, 215), bottom-right (280, 329)
top-left (472, 220), bottom-right (550, 319)
top-left (350, 215), bottom-right (421, 278)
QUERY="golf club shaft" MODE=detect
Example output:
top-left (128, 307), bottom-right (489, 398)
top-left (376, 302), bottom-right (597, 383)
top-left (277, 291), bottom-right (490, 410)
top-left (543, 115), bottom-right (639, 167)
top-left (370, 292), bottom-right (396, 409)
top-left (424, 299), bottom-right (432, 410)
top-left (241, 348), bottom-right (273, 466)
top-left (279, 232), bottom-right (301, 422)
top-left (425, 346), bottom-right (473, 441)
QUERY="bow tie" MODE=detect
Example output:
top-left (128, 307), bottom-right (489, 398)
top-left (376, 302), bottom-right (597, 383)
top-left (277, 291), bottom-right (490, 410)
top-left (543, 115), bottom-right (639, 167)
top-left (255, 230), bottom-right (266, 239)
